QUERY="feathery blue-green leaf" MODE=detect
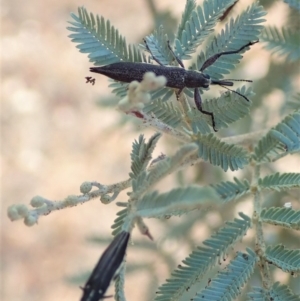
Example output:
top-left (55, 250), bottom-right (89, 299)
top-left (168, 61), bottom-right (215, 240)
top-left (287, 93), bottom-right (300, 111)
top-left (146, 144), bottom-right (197, 187)
top-left (149, 86), bottom-right (174, 102)
top-left (252, 132), bottom-right (286, 163)
top-left (189, 108), bottom-right (212, 134)
top-left (111, 207), bottom-right (129, 236)
top-left (202, 86), bottom-right (254, 130)
top-left (260, 207), bottom-right (300, 230)
top-left (253, 110), bottom-right (300, 162)
top-left (193, 248), bottom-right (257, 301)
top-left (143, 26), bottom-right (175, 66)
top-left (265, 245), bottom-right (300, 274)
top-left (188, 86), bottom-right (253, 133)
top-left (211, 177), bottom-right (250, 203)
top-left (258, 172), bottom-right (300, 191)
top-left (175, 0), bottom-right (238, 60)
top-left (269, 110), bottom-right (300, 153)
top-left (247, 287), bottom-right (269, 301)
top-left (114, 265), bottom-right (126, 301)
top-left (261, 26), bottom-right (300, 62)
top-left (135, 186), bottom-right (219, 218)
top-left (131, 144), bottom-right (198, 197)
top-left (270, 282), bottom-right (300, 301)
top-left (129, 133), bottom-right (161, 179)
top-left (176, 0), bottom-right (197, 42)
top-left (155, 213), bottom-right (252, 301)
top-left (195, 133), bottom-right (249, 171)
top-left (143, 99), bottom-right (183, 128)
top-left (284, 0), bottom-right (300, 11)
top-left (67, 7), bottom-right (145, 66)
top-left (108, 80), bottom-right (129, 98)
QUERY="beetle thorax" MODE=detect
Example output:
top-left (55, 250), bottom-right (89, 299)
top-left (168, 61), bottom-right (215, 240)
top-left (184, 70), bottom-right (211, 88)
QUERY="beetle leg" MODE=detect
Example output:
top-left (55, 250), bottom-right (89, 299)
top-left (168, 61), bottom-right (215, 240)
top-left (167, 41), bottom-right (185, 68)
top-left (175, 87), bottom-right (184, 99)
top-left (200, 40), bottom-right (259, 72)
top-left (194, 88), bottom-right (217, 132)
top-left (143, 39), bottom-right (165, 66)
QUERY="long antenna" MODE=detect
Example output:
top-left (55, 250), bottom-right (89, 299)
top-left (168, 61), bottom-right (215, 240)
top-left (220, 85), bottom-right (251, 102)
top-left (224, 79), bottom-right (252, 83)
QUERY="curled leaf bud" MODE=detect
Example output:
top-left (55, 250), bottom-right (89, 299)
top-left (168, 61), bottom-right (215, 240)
top-left (7, 205), bottom-right (21, 221)
top-left (80, 182), bottom-right (93, 194)
top-left (24, 214), bottom-right (38, 226)
top-left (30, 196), bottom-right (47, 207)
top-left (16, 204), bottom-right (29, 217)
top-left (100, 195), bottom-right (111, 204)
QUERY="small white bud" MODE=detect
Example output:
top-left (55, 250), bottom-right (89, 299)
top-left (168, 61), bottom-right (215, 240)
top-left (143, 71), bottom-right (156, 81)
top-left (141, 72), bottom-right (166, 91)
top-left (128, 80), bottom-right (139, 92)
top-left (156, 75), bottom-right (167, 87)
top-left (135, 90), bottom-right (150, 104)
top-left (284, 202), bottom-right (292, 208)
top-left (80, 182), bottom-right (93, 194)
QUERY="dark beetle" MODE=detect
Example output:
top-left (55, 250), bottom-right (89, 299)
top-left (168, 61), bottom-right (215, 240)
top-left (90, 62), bottom-right (234, 91)
top-left (80, 231), bottom-right (130, 301)
top-left (90, 40), bottom-right (258, 131)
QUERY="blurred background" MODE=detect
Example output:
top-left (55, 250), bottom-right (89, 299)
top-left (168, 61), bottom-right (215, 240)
top-left (1, 0), bottom-right (299, 300)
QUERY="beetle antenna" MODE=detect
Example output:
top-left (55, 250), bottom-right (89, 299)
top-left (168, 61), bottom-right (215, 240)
top-left (200, 40), bottom-right (259, 72)
top-left (143, 39), bottom-right (164, 66)
top-left (219, 85), bottom-right (250, 102)
top-left (224, 79), bottom-right (252, 83)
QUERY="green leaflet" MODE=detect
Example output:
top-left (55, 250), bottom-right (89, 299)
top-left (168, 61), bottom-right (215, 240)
top-left (269, 282), bottom-right (300, 301)
top-left (261, 26), bottom-right (300, 62)
top-left (247, 287), bottom-right (269, 301)
top-left (260, 207), bottom-right (300, 230)
top-left (114, 266), bottom-right (126, 301)
top-left (253, 110), bottom-right (300, 163)
top-left (143, 99), bottom-right (183, 129)
top-left (258, 172), bottom-right (300, 191)
top-left (202, 86), bottom-right (254, 130)
top-left (111, 207), bottom-right (129, 236)
top-left (211, 177), bottom-right (250, 202)
top-left (195, 133), bottom-right (249, 171)
top-left (265, 245), bottom-right (300, 274)
top-left (247, 283), bottom-right (300, 301)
